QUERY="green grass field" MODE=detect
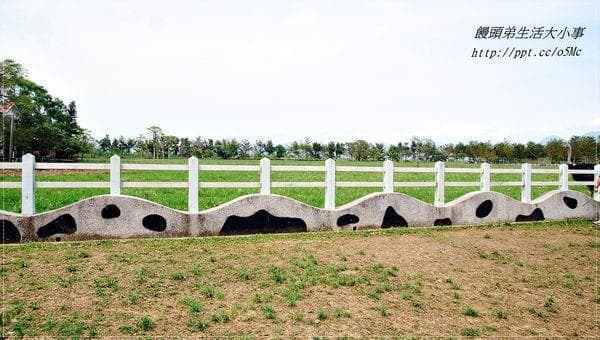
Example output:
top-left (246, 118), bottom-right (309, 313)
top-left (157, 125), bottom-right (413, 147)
top-left (0, 158), bottom-right (590, 213)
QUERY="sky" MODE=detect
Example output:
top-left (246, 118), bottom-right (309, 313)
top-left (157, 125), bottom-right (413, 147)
top-left (0, 0), bottom-right (598, 144)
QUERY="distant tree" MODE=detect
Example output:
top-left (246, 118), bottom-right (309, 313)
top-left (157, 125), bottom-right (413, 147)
top-left (239, 139), bottom-right (251, 159)
top-left (147, 126), bottom-right (163, 159)
top-left (569, 136), bottom-right (597, 163)
top-left (545, 139), bottom-right (565, 163)
top-left (98, 134), bottom-right (112, 154)
top-left (334, 142), bottom-right (346, 158)
top-left (264, 140), bottom-right (275, 156)
top-left (275, 144), bottom-right (287, 158)
top-left (525, 141), bottom-right (546, 161)
top-left (347, 140), bottom-right (370, 161)
top-left (326, 142), bottom-right (336, 159)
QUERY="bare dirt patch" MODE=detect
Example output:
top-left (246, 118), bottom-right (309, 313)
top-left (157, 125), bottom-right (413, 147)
top-left (1, 221), bottom-right (598, 337)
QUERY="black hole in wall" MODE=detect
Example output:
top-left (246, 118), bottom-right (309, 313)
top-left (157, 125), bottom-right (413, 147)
top-left (220, 210), bottom-right (307, 236)
top-left (515, 208), bottom-right (545, 222)
top-left (337, 214), bottom-right (359, 226)
top-left (36, 214), bottom-right (77, 238)
top-left (101, 204), bottom-right (121, 219)
top-left (434, 218), bottom-right (452, 226)
top-left (563, 196), bottom-right (578, 209)
top-left (1, 220), bottom-right (21, 244)
top-left (142, 214), bottom-right (167, 232)
top-left (476, 200), bottom-right (493, 218)
top-left (381, 206), bottom-right (408, 228)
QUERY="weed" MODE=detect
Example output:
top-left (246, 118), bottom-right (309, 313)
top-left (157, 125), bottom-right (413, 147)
top-left (373, 305), bottom-right (389, 317)
top-left (209, 255), bottom-right (217, 263)
top-left (317, 310), bottom-right (328, 320)
top-left (180, 296), bottom-right (203, 313)
top-left (401, 292), bottom-right (413, 300)
top-left (191, 264), bottom-right (202, 276)
top-left (544, 296), bottom-right (557, 313)
top-left (65, 264), bottom-right (78, 273)
top-left (118, 324), bottom-right (133, 334)
top-left (269, 265), bottom-right (286, 283)
top-left (262, 305), bottom-right (276, 320)
top-left (237, 267), bottom-right (250, 280)
top-left (128, 290), bottom-right (140, 305)
top-left (334, 308), bottom-right (351, 318)
top-left (282, 283), bottom-right (302, 307)
top-left (492, 309), bottom-right (508, 319)
top-left (170, 271), bottom-right (185, 281)
top-left (461, 328), bottom-right (480, 336)
top-left (188, 318), bottom-right (208, 331)
top-left (527, 307), bottom-right (547, 320)
top-left (137, 316), bottom-right (154, 332)
top-left (211, 310), bottom-right (231, 323)
top-left (463, 306), bottom-right (479, 317)
top-left (199, 284), bottom-right (224, 299)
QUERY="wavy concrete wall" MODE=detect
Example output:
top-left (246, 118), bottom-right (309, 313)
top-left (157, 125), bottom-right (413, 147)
top-left (0, 190), bottom-right (597, 243)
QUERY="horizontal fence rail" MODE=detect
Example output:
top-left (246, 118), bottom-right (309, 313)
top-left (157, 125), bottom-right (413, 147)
top-left (1, 154), bottom-right (599, 215)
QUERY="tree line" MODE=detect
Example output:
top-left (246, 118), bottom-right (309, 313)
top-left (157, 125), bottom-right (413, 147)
top-left (96, 126), bottom-right (598, 164)
top-left (1, 59), bottom-right (597, 164)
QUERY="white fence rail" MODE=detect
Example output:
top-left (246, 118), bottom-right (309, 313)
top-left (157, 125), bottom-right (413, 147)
top-left (2, 154), bottom-right (599, 216)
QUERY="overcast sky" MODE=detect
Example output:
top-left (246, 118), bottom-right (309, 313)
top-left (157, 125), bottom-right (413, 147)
top-left (0, 0), bottom-right (598, 144)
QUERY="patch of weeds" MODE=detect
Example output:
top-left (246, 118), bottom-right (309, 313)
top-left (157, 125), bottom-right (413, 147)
top-left (461, 328), bottom-right (480, 336)
top-left (65, 264), bottom-right (78, 273)
top-left (527, 307), bottom-right (547, 320)
top-left (373, 305), bottom-right (390, 317)
top-left (411, 300), bottom-right (422, 310)
top-left (564, 273), bottom-right (576, 280)
top-left (93, 276), bottom-right (118, 296)
top-left (334, 308), bottom-right (351, 318)
top-left (366, 290), bottom-right (380, 300)
top-left (477, 250), bottom-right (488, 259)
top-left (77, 251), bottom-right (91, 258)
top-left (188, 318), bottom-right (208, 331)
top-left (118, 324), bottom-right (133, 334)
top-left (492, 309), bottom-right (508, 319)
top-left (453, 291), bottom-right (461, 300)
top-left (358, 250), bottom-right (365, 255)
top-left (137, 316), bottom-right (154, 331)
top-left (56, 275), bottom-right (78, 288)
top-left (191, 264), bottom-right (202, 276)
top-left (282, 283), bottom-right (302, 307)
top-left (250, 292), bottom-right (274, 304)
top-left (180, 296), bottom-right (203, 313)
top-left (135, 267), bottom-right (153, 283)
top-left (209, 255), bottom-right (217, 263)
top-left (463, 306), bottom-right (479, 317)
top-left (15, 260), bottom-right (29, 268)
top-left (128, 290), bottom-right (140, 305)
top-left (317, 309), bottom-right (327, 320)
top-left (237, 267), bottom-right (250, 280)
top-left (544, 296), bottom-right (557, 313)
top-left (211, 310), bottom-right (231, 323)
top-left (198, 284), bottom-right (224, 299)
top-left (370, 263), bottom-right (384, 272)
top-left (170, 271), bottom-right (185, 281)
top-left (269, 265), bottom-right (287, 283)
top-left (262, 304), bottom-right (276, 320)
top-left (404, 282), bottom-right (422, 294)
top-left (401, 292), bottom-right (413, 300)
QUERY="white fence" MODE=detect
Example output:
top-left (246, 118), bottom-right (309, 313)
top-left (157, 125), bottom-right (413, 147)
top-left (2, 154), bottom-right (599, 216)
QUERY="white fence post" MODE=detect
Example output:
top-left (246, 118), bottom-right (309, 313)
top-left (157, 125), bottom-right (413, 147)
top-left (21, 153), bottom-right (35, 215)
top-left (594, 164), bottom-right (600, 201)
top-left (383, 160), bottom-right (394, 193)
top-left (260, 158), bottom-right (271, 195)
top-left (325, 158), bottom-right (336, 210)
top-left (521, 163), bottom-right (532, 203)
top-left (110, 155), bottom-right (121, 195)
top-left (558, 163), bottom-right (569, 191)
top-left (480, 162), bottom-right (490, 192)
top-left (434, 161), bottom-right (445, 207)
top-left (188, 156), bottom-right (198, 213)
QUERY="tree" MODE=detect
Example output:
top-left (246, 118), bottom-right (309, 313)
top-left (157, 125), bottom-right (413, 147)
top-left (0, 59), bottom-right (88, 159)
top-left (347, 140), bottom-right (370, 161)
top-left (275, 144), bottom-right (287, 158)
top-left (147, 126), bottom-right (163, 159)
top-left (545, 139), bottom-right (565, 163)
top-left (570, 136), bottom-right (597, 163)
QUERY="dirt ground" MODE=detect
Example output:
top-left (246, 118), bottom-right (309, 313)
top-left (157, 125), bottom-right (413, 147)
top-left (1, 221), bottom-right (598, 337)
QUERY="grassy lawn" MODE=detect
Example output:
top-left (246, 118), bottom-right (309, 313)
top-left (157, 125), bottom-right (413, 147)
top-left (1, 220), bottom-right (598, 337)
top-left (0, 158), bottom-right (590, 213)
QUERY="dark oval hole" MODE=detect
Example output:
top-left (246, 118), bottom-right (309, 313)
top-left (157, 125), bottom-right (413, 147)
top-left (563, 196), bottom-right (578, 209)
top-left (337, 214), bottom-right (359, 226)
top-left (1, 220), bottom-right (21, 244)
top-left (476, 200), bottom-right (493, 218)
top-left (101, 204), bottom-right (121, 219)
top-left (142, 214), bottom-right (167, 232)
top-left (434, 218), bottom-right (452, 226)
top-left (36, 214), bottom-right (77, 238)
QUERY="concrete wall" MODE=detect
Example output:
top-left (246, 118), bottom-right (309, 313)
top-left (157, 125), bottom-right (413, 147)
top-left (1, 190), bottom-right (598, 243)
